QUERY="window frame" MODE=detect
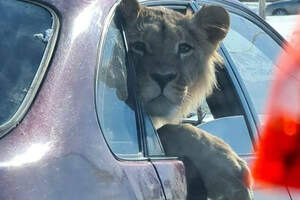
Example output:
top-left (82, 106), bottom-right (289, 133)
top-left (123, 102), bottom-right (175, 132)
top-left (0, 0), bottom-right (60, 138)
top-left (95, 0), bottom-right (287, 161)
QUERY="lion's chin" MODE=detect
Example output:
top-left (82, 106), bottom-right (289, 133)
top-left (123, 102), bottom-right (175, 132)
top-left (144, 95), bottom-right (179, 117)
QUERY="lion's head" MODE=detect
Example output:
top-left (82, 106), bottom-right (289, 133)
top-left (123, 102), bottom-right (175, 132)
top-left (118, 0), bottom-right (230, 127)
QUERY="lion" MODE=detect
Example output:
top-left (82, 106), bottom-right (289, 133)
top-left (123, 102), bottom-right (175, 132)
top-left (117, 0), bottom-right (253, 199)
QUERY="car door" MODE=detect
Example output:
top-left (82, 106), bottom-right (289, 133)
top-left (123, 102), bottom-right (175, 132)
top-left (95, 4), bottom-right (171, 199)
top-left (0, 0), bottom-right (167, 199)
top-left (193, 0), bottom-right (293, 199)
top-left (220, 5), bottom-right (298, 200)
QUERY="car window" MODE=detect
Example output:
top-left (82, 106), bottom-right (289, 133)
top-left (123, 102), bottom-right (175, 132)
top-left (144, 112), bottom-right (165, 157)
top-left (195, 12), bottom-right (284, 154)
top-left (222, 13), bottom-right (282, 119)
top-left (195, 65), bottom-right (254, 155)
top-left (96, 17), bottom-right (143, 159)
top-left (175, 9), bottom-right (256, 155)
top-left (0, 1), bottom-right (55, 130)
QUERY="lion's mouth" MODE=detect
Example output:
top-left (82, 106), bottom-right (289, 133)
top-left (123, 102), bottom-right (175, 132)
top-left (149, 94), bottom-right (177, 105)
top-left (138, 83), bottom-right (187, 117)
top-left (144, 95), bottom-right (177, 117)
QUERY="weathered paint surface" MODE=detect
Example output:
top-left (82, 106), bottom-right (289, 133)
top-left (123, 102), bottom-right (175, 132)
top-left (0, 0), bottom-right (186, 199)
top-left (152, 161), bottom-right (187, 199)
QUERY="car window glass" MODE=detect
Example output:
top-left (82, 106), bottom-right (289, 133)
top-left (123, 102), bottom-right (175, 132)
top-left (198, 115), bottom-right (253, 154)
top-left (144, 112), bottom-right (165, 157)
top-left (195, 66), bottom-right (253, 155)
top-left (96, 17), bottom-right (142, 159)
top-left (0, 1), bottom-right (53, 126)
top-left (222, 13), bottom-right (282, 119)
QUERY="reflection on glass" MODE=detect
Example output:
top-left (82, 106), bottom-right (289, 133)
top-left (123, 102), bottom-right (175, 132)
top-left (223, 13), bottom-right (282, 116)
top-left (96, 19), bottom-right (141, 158)
top-left (0, 1), bottom-right (52, 125)
top-left (144, 113), bottom-right (165, 157)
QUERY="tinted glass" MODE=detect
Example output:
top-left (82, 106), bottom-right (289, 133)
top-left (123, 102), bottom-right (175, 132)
top-left (144, 113), bottom-right (165, 157)
top-left (97, 18), bottom-right (142, 158)
top-left (0, 1), bottom-right (52, 125)
top-left (198, 116), bottom-right (253, 154)
top-left (223, 13), bottom-right (282, 116)
top-left (196, 67), bottom-right (253, 154)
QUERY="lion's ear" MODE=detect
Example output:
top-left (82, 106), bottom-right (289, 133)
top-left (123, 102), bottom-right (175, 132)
top-left (192, 5), bottom-right (230, 44)
top-left (117, 0), bottom-right (141, 25)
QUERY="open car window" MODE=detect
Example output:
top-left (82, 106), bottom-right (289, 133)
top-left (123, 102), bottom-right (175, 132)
top-left (183, 9), bottom-right (285, 155)
top-left (222, 12), bottom-right (282, 121)
top-left (182, 12), bottom-right (260, 155)
top-left (196, 64), bottom-right (254, 155)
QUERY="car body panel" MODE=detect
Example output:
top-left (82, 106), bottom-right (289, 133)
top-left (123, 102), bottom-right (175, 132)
top-left (151, 161), bottom-right (187, 200)
top-left (0, 0), bottom-right (168, 199)
top-left (0, 0), bottom-right (295, 199)
top-left (289, 190), bottom-right (300, 199)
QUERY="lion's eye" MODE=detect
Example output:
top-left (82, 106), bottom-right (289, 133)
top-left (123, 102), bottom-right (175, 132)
top-left (131, 41), bottom-right (146, 55)
top-left (178, 43), bottom-right (193, 55)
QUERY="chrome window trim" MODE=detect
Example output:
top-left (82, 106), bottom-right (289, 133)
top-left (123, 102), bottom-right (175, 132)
top-left (0, 0), bottom-right (60, 138)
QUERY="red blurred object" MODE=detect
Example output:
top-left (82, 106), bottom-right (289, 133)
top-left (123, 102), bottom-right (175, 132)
top-left (252, 20), bottom-right (300, 188)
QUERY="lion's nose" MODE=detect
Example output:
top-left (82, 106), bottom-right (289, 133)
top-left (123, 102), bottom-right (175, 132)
top-left (150, 72), bottom-right (177, 90)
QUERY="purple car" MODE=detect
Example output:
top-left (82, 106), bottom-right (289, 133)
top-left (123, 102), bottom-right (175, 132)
top-left (0, 0), bottom-right (299, 199)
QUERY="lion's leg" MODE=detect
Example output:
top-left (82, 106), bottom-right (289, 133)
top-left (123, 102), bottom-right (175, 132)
top-left (180, 156), bottom-right (208, 200)
top-left (158, 123), bottom-right (253, 200)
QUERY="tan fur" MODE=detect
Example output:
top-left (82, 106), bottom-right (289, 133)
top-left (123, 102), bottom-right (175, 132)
top-left (117, 0), bottom-right (253, 199)
top-left (118, 3), bottom-right (227, 128)
top-left (159, 124), bottom-right (253, 200)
